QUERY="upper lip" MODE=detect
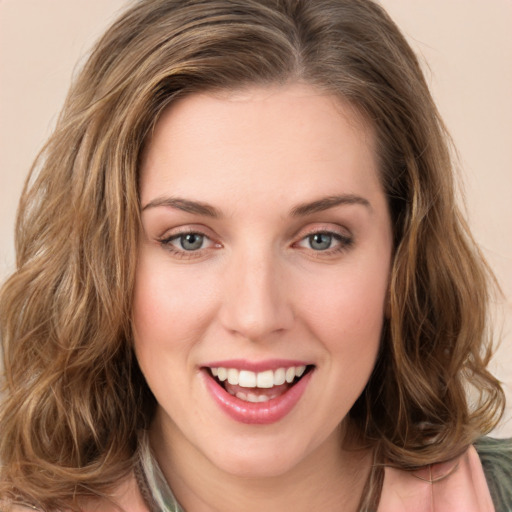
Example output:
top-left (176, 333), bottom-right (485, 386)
top-left (202, 359), bottom-right (313, 372)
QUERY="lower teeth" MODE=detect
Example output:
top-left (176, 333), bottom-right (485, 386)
top-left (235, 391), bottom-right (271, 403)
top-left (225, 387), bottom-right (276, 402)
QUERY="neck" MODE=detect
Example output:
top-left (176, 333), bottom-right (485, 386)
top-left (149, 419), bottom-right (372, 512)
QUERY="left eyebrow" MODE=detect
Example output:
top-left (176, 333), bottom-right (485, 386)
top-left (290, 194), bottom-right (372, 216)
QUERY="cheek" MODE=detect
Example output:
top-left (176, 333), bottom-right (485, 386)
top-left (295, 261), bottom-right (388, 354)
top-left (131, 258), bottom-right (219, 362)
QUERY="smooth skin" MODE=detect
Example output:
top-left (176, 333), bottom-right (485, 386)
top-left (133, 83), bottom-right (394, 512)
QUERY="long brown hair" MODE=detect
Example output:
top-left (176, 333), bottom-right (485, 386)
top-left (0, 0), bottom-right (504, 510)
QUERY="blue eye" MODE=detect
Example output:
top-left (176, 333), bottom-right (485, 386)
top-left (296, 230), bottom-right (353, 254)
top-left (307, 233), bottom-right (334, 251)
top-left (173, 233), bottom-right (205, 251)
top-left (159, 232), bottom-right (210, 253)
top-left (158, 229), bottom-right (222, 259)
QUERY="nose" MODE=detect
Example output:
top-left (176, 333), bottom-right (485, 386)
top-left (219, 246), bottom-right (294, 341)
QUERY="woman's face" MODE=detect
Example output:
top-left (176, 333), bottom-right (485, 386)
top-left (133, 83), bottom-right (393, 479)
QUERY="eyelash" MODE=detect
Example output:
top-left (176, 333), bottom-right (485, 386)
top-left (158, 228), bottom-right (353, 259)
top-left (295, 230), bottom-right (353, 256)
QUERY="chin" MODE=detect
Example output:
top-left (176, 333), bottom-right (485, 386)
top-left (212, 451), bottom-right (303, 479)
top-left (202, 431), bottom-right (320, 479)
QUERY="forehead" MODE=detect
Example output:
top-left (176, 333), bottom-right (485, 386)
top-left (139, 83), bottom-right (381, 209)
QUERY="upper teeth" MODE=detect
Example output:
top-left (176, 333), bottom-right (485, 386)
top-left (210, 366), bottom-right (306, 388)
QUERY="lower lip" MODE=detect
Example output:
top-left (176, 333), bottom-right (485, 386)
top-left (203, 369), bottom-right (313, 425)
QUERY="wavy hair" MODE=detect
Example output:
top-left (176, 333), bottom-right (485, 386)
top-left (0, 0), bottom-right (504, 510)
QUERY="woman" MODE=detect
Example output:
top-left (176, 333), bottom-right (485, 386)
top-left (0, 0), bottom-right (510, 511)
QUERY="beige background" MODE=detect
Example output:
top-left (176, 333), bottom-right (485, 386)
top-left (1, 0), bottom-right (511, 437)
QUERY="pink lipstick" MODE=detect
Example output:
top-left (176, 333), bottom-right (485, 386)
top-left (201, 361), bottom-right (313, 424)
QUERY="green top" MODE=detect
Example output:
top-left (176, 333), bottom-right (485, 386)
top-left (474, 437), bottom-right (512, 512)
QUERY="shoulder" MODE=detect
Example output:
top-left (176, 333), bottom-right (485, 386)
top-left (379, 444), bottom-right (495, 511)
top-left (474, 437), bottom-right (512, 512)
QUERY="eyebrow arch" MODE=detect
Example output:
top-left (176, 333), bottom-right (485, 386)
top-left (290, 194), bottom-right (372, 216)
top-left (142, 194), bottom-right (370, 218)
top-left (142, 197), bottom-right (220, 217)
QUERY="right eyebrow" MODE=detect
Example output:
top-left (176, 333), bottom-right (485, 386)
top-left (141, 197), bottom-right (221, 218)
top-left (290, 194), bottom-right (372, 217)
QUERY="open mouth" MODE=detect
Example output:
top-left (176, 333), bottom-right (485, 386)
top-left (206, 365), bottom-right (315, 403)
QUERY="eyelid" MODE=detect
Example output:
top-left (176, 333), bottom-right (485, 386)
top-left (158, 224), bottom-right (217, 241)
top-left (293, 223), bottom-right (352, 242)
